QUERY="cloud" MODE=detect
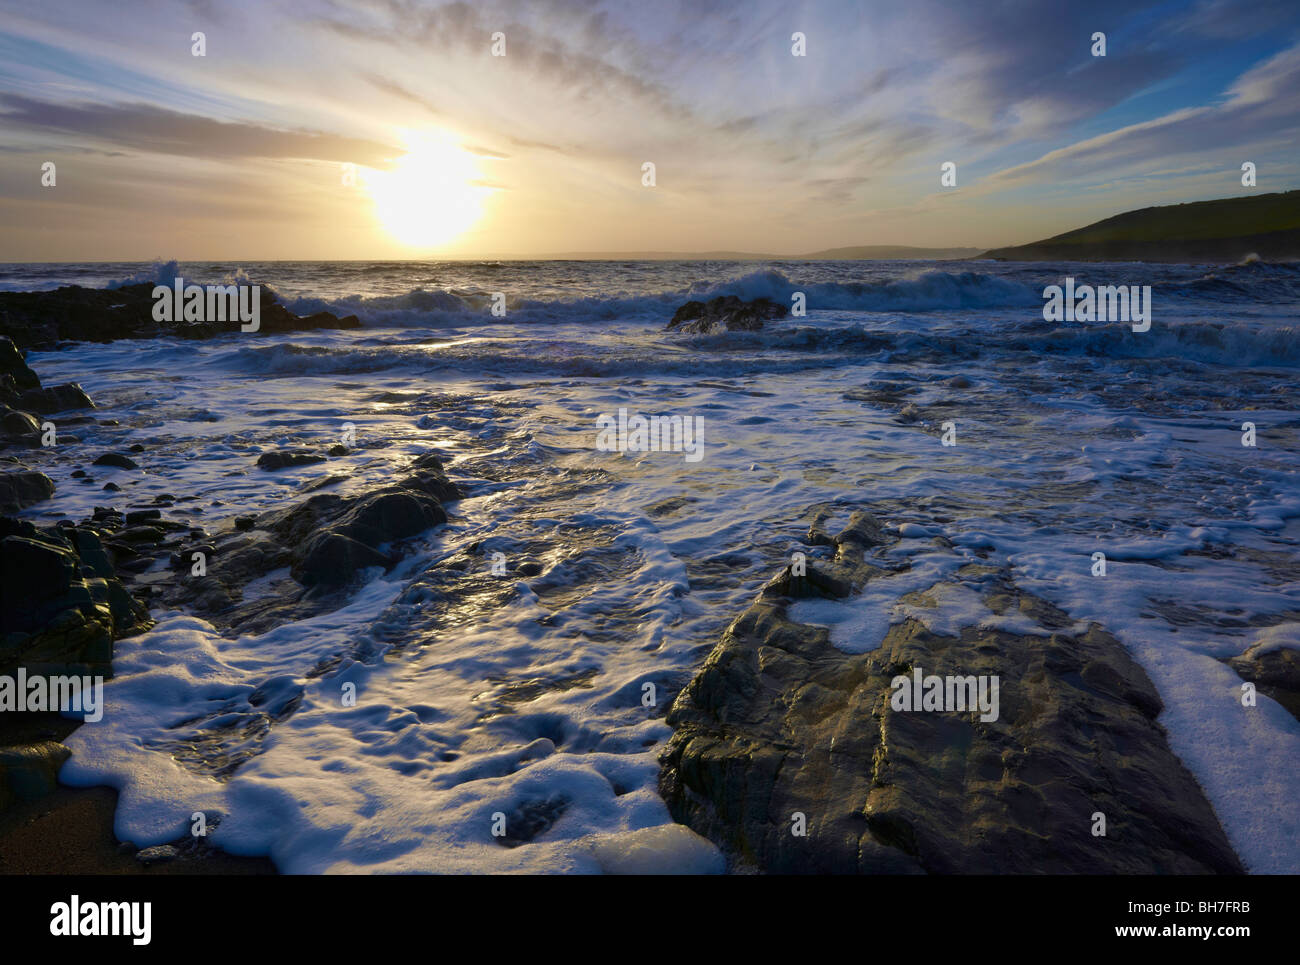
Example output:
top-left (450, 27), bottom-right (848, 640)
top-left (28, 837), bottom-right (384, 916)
top-left (0, 93), bottom-right (400, 165)
top-left (986, 40), bottom-right (1300, 189)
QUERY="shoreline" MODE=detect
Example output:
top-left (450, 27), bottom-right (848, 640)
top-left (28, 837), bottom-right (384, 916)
top-left (2, 278), bottom-right (1297, 874)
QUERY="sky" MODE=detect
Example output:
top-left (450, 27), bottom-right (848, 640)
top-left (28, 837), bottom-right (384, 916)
top-left (0, 0), bottom-right (1298, 261)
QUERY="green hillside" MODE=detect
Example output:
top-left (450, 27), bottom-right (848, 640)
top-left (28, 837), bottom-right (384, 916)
top-left (984, 190), bottom-right (1300, 262)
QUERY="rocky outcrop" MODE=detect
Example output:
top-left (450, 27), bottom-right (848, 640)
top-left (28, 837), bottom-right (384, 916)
top-left (0, 741), bottom-right (71, 810)
top-left (1226, 642), bottom-right (1300, 722)
top-left (0, 284), bottom-right (361, 351)
top-left (129, 451), bottom-right (464, 631)
top-left (667, 296), bottom-right (788, 334)
top-left (0, 469), bottom-right (55, 513)
top-left (1, 335), bottom-right (93, 450)
top-left (17, 384), bottom-right (94, 415)
top-left (0, 516), bottom-right (152, 680)
top-left (660, 508), bottom-right (1245, 874)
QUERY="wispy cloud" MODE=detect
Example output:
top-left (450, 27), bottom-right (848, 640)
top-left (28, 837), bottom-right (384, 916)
top-left (0, 0), bottom-right (1296, 258)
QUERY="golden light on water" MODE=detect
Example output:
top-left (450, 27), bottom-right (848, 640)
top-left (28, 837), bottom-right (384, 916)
top-left (364, 131), bottom-right (492, 248)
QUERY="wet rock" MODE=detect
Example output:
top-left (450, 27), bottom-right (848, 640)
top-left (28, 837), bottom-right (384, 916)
top-left (667, 296), bottom-right (788, 334)
top-left (141, 451), bottom-right (465, 627)
top-left (92, 452), bottom-right (138, 470)
top-left (18, 383), bottom-right (94, 414)
top-left (1, 408), bottom-right (40, 438)
top-left (1226, 643), bottom-right (1300, 722)
top-left (493, 797), bottom-right (569, 847)
top-left (124, 509), bottom-right (162, 525)
top-left (0, 283), bottom-right (362, 350)
top-left (327, 444), bottom-right (349, 457)
top-left (0, 470), bottom-right (56, 513)
top-left (0, 339), bottom-right (93, 452)
top-left (0, 336), bottom-right (40, 394)
top-left (660, 509), bottom-right (1245, 874)
top-left (294, 533), bottom-right (393, 587)
top-left (101, 482), bottom-right (120, 492)
top-left (333, 490), bottom-right (447, 547)
top-left (0, 517), bottom-right (151, 679)
top-left (1, 534), bottom-right (79, 609)
top-left (256, 449), bottom-right (326, 471)
top-left (116, 525), bottom-right (164, 544)
top-left (135, 844), bottom-right (180, 865)
top-left (0, 741), bottom-right (71, 810)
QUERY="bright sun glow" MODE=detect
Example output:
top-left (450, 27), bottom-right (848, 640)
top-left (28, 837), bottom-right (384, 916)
top-left (364, 131), bottom-right (491, 248)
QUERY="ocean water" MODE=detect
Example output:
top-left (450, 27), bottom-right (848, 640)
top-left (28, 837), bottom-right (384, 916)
top-left (8, 257), bottom-right (1300, 873)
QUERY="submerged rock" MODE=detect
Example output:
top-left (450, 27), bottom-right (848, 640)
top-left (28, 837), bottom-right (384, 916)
top-left (660, 509), bottom-right (1245, 874)
top-left (91, 452), bottom-right (138, 470)
top-left (256, 449), bottom-right (327, 471)
top-left (666, 295), bottom-right (788, 334)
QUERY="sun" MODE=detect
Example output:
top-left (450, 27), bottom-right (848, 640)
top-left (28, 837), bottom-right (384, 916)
top-left (363, 131), bottom-right (492, 249)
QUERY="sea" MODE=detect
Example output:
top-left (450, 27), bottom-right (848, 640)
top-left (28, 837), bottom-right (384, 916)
top-left (4, 257), bottom-right (1299, 873)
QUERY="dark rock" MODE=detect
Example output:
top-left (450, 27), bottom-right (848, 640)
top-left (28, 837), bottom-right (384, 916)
top-left (69, 528), bottom-right (115, 579)
top-left (333, 490), bottom-right (447, 547)
top-left (0, 283), bottom-right (363, 351)
top-left (327, 444), bottom-right (349, 457)
top-left (0, 339), bottom-right (95, 456)
top-left (0, 336), bottom-right (40, 394)
top-left (135, 844), bottom-right (180, 865)
top-left (102, 482), bottom-right (120, 492)
top-left (18, 383), bottom-right (94, 414)
top-left (1, 408), bottom-right (40, 438)
top-left (92, 452), bottom-right (138, 470)
top-left (256, 450), bottom-right (326, 471)
top-left (116, 526), bottom-right (164, 544)
top-left (1, 535), bottom-right (78, 611)
top-left (0, 742), bottom-right (71, 810)
top-left (294, 533), bottom-right (392, 587)
top-left (667, 295), bottom-right (788, 334)
top-left (127, 451), bottom-right (464, 631)
top-left (0, 470), bottom-right (55, 513)
top-left (124, 509), bottom-right (162, 525)
top-left (0, 517), bottom-right (151, 679)
top-left (1226, 644), bottom-right (1300, 722)
top-left (660, 509), bottom-right (1245, 875)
